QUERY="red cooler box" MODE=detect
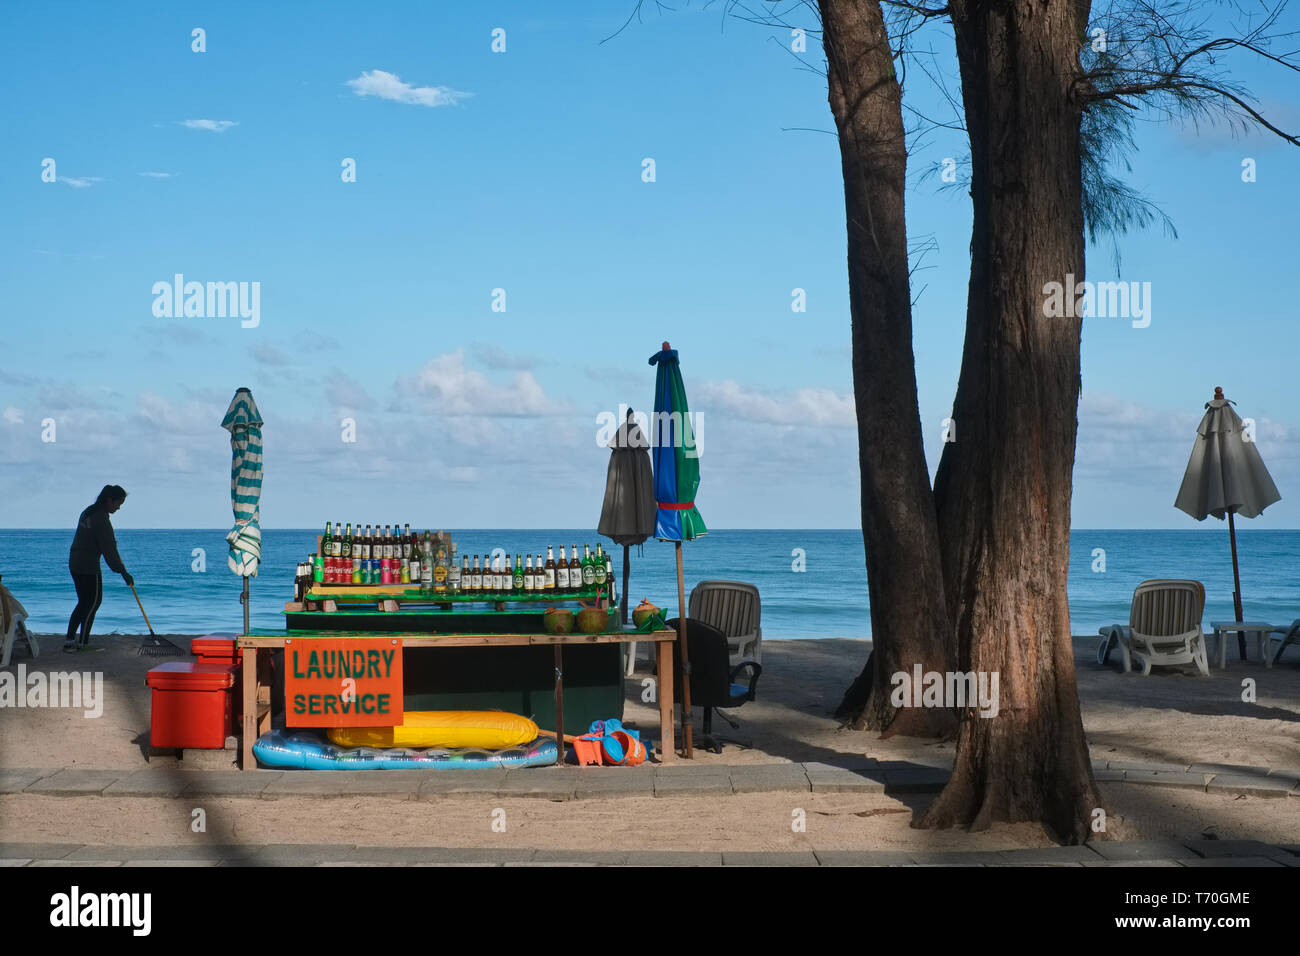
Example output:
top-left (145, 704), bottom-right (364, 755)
top-left (146, 662), bottom-right (238, 749)
top-left (192, 634), bottom-right (242, 664)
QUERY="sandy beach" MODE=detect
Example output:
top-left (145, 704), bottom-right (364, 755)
top-left (2, 633), bottom-right (1298, 854)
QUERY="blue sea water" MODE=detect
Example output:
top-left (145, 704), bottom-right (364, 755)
top-left (2, 528), bottom-right (1297, 640)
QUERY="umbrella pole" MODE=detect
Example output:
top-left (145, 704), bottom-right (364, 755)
top-left (242, 576), bottom-right (250, 635)
top-left (675, 541), bottom-right (693, 759)
top-left (1228, 511), bottom-right (1246, 660)
top-left (621, 546), bottom-right (631, 625)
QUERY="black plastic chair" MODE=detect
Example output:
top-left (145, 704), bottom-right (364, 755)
top-left (665, 617), bottom-right (762, 753)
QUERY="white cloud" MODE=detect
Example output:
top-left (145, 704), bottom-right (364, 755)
top-left (139, 171), bottom-right (175, 178)
top-left (695, 379), bottom-right (856, 427)
top-left (251, 344), bottom-right (292, 367)
top-left (179, 119), bottom-right (237, 132)
top-left (3, 406), bottom-right (22, 425)
top-left (60, 176), bottom-right (102, 189)
top-left (396, 350), bottom-right (560, 416)
top-left (346, 70), bottom-right (469, 108)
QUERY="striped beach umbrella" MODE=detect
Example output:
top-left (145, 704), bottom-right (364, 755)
top-left (649, 342), bottom-right (706, 758)
top-left (1175, 386), bottom-right (1281, 659)
top-left (221, 388), bottom-right (263, 633)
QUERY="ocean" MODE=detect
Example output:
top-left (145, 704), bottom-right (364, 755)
top-left (3, 528), bottom-right (1298, 641)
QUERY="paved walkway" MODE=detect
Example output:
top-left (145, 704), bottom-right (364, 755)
top-left (3, 756), bottom-right (1300, 800)
top-left (2, 840), bottom-right (1298, 866)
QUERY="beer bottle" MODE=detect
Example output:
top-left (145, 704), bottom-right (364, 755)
top-left (461, 554), bottom-right (471, 593)
top-left (341, 523), bottom-right (353, 560)
top-left (513, 553), bottom-right (524, 592)
top-left (447, 542), bottom-right (461, 592)
top-left (582, 543), bottom-right (595, 590)
top-left (544, 546), bottom-right (556, 591)
top-left (434, 537), bottom-right (448, 593)
top-left (556, 546), bottom-right (569, 592)
top-left (471, 555), bottom-right (482, 592)
top-left (322, 522), bottom-right (333, 560)
top-left (403, 523), bottom-right (413, 559)
top-left (502, 554), bottom-right (513, 596)
top-left (605, 554), bottom-right (616, 606)
top-left (594, 544), bottom-right (608, 588)
top-left (524, 554), bottom-right (535, 591)
top-left (492, 553), bottom-right (503, 593)
top-left (420, 536), bottom-right (434, 591)
top-left (409, 535), bottom-right (421, 585)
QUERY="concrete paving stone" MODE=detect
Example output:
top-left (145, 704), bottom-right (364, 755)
top-left (877, 759), bottom-right (954, 771)
top-left (572, 770), bottom-right (656, 799)
top-left (1189, 763), bottom-right (1269, 775)
top-left (503, 861), bottom-right (592, 867)
top-left (261, 771), bottom-right (427, 799)
top-left (26, 768), bottom-right (123, 796)
top-left (996, 845), bottom-right (1105, 863)
top-left (29, 860), bottom-right (123, 867)
top-left (624, 851), bottom-right (724, 866)
top-left (1181, 857), bottom-right (1283, 867)
top-left (1267, 769), bottom-right (1300, 781)
top-left (654, 765), bottom-right (733, 777)
top-left (0, 768), bottom-right (55, 793)
top-left (807, 756), bottom-right (880, 771)
top-left (907, 851), bottom-right (1007, 865)
top-left (245, 843), bottom-right (358, 864)
top-left (814, 850), bottom-right (916, 866)
top-left (71, 844), bottom-right (250, 862)
top-left (803, 764), bottom-right (887, 793)
top-left (0, 843), bottom-right (80, 860)
top-left (1092, 770), bottom-right (1127, 783)
top-left (180, 770), bottom-right (283, 797)
top-left (530, 850), bottom-right (632, 865)
top-left (653, 776), bottom-right (734, 796)
top-left (122, 860), bottom-right (221, 867)
top-left (418, 769), bottom-right (510, 797)
top-left (721, 851), bottom-right (819, 866)
top-left (727, 765), bottom-right (811, 794)
top-left (102, 770), bottom-right (190, 798)
top-left (1186, 839), bottom-right (1284, 859)
top-left (1122, 771), bottom-right (1208, 790)
top-left (0, 860), bottom-right (31, 867)
top-left (1090, 840), bottom-right (1199, 861)
top-left (1206, 774), bottom-right (1297, 798)
top-left (1081, 860), bottom-right (1184, 867)
top-left (995, 862), bottom-right (1084, 867)
top-left (882, 768), bottom-right (950, 793)
top-left (492, 770), bottom-right (578, 800)
top-left (1107, 761), bottom-right (1190, 773)
top-left (342, 846), bottom-right (526, 864)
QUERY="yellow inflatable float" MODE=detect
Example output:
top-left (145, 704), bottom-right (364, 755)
top-left (327, 711), bottom-right (539, 750)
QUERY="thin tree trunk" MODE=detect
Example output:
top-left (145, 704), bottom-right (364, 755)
top-left (820, 0), bottom-right (955, 736)
top-left (920, 0), bottom-right (1101, 843)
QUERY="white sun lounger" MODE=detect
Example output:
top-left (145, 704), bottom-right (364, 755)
top-left (1097, 579), bottom-right (1209, 676)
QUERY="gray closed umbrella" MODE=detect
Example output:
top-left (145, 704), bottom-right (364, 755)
top-left (598, 407), bottom-right (656, 623)
top-left (1175, 387), bottom-right (1281, 658)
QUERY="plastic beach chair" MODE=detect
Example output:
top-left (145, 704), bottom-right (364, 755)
top-left (0, 583), bottom-right (38, 668)
top-left (1269, 620), bottom-right (1300, 666)
top-left (1097, 579), bottom-right (1209, 676)
top-left (689, 580), bottom-right (762, 666)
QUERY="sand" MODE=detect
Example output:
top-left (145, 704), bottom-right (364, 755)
top-left (2, 632), bottom-right (1299, 850)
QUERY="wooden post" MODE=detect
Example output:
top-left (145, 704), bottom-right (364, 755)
top-left (553, 644), bottom-right (565, 766)
top-left (657, 634), bottom-right (675, 763)
top-left (675, 542), bottom-right (693, 758)
top-left (241, 642), bottom-right (257, 770)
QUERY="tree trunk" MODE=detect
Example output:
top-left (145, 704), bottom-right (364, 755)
top-left (920, 0), bottom-right (1102, 843)
top-left (820, 0), bottom-right (955, 736)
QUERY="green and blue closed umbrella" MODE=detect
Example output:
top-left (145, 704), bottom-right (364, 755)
top-left (649, 342), bottom-right (704, 758)
top-left (650, 344), bottom-right (707, 542)
top-left (221, 388), bottom-right (263, 632)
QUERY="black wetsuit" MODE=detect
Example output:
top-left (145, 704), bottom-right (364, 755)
top-left (67, 504), bottom-right (127, 644)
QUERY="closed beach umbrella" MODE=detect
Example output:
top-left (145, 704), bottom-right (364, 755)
top-left (221, 388), bottom-right (264, 634)
top-left (598, 408), bottom-right (656, 624)
top-left (649, 342), bottom-right (706, 758)
top-left (1175, 387), bottom-right (1281, 659)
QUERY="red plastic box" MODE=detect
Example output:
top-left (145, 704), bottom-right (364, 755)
top-left (146, 662), bottom-right (238, 750)
top-left (192, 634), bottom-right (242, 664)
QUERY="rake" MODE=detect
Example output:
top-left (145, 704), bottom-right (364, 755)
top-left (131, 583), bottom-right (186, 656)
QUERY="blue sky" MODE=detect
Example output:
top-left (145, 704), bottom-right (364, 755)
top-left (1, 1), bottom-right (1297, 530)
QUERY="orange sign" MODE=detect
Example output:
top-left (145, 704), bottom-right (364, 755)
top-left (285, 638), bottom-right (403, 728)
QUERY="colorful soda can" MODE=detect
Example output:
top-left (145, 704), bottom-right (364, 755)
top-left (312, 554), bottom-right (324, 582)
